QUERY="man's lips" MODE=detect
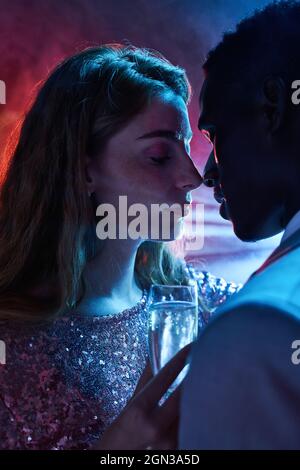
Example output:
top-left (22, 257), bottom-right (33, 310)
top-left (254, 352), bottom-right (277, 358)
top-left (214, 189), bottom-right (225, 204)
top-left (214, 189), bottom-right (231, 220)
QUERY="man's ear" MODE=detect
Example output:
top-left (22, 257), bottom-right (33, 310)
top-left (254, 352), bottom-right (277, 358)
top-left (261, 76), bottom-right (287, 133)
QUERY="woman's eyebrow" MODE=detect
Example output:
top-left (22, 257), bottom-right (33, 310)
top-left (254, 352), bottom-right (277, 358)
top-left (136, 129), bottom-right (193, 142)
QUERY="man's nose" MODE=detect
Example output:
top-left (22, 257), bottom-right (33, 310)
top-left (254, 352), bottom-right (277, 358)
top-left (203, 151), bottom-right (219, 188)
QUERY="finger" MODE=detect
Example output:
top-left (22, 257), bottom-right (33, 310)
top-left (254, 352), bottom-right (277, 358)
top-left (158, 383), bottom-right (182, 424)
top-left (148, 417), bottom-right (179, 450)
top-left (138, 342), bottom-right (192, 408)
top-left (131, 358), bottom-right (153, 398)
top-left (148, 437), bottom-right (176, 451)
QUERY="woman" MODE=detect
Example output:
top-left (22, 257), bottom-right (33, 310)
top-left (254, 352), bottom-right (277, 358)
top-left (0, 44), bottom-right (240, 450)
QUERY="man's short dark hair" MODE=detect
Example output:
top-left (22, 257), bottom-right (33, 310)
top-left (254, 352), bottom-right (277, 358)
top-left (203, 1), bottom-right (300, 87)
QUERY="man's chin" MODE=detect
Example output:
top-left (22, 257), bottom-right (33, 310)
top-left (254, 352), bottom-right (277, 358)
top-left (219, 202), bottom-right (256, 242)
top-left (232, 219), bottom-right (265, 243)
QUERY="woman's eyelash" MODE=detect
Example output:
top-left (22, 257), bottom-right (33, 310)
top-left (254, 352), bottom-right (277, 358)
top-left (150, 156), bottom-right (171, 164)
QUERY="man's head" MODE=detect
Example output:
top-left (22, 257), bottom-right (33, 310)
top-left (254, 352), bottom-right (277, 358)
top-left (200, 0), bottom-right (300, 241)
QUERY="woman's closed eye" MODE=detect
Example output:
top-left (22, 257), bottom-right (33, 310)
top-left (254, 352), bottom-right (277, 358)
top-left (150, 156), bottom-right (172, 165)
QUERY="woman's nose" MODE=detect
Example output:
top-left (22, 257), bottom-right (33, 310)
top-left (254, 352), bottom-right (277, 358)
top-left (181, 161), bottom-right (203, 191)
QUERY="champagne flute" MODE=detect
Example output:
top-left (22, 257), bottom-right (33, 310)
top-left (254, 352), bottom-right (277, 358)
top-left (147, 282), bottom-right (198, 399)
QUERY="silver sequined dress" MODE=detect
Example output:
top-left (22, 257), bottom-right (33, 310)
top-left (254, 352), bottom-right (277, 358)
top-left (0, 265), bottom-right (241, 449)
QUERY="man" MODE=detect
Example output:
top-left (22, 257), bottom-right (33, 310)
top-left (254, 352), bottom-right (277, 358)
top-left (179, 1), bottom-right (300, 449)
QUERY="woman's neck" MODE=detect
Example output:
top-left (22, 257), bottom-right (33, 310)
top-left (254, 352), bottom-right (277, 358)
top-left (76, 239), bottom-right (144, 315)
top-left (24, 240), bottom-right (144, 316)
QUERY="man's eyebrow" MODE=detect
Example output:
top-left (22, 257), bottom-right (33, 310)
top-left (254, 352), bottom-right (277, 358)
top-left (136, 129), bottom-right (193, 141)
top-left (198, 117), bottom-right (213, 133)
top-left (198, 115), bottom-right (207, 130)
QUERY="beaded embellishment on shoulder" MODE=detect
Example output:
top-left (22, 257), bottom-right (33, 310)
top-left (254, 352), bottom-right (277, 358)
top-left (184, 263), bottom-right (242, 327)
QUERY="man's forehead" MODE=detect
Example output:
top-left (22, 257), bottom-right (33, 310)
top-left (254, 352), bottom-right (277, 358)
top-left (198, 74), bottom-right (227, 129)
top-left (198, 78), bottom-right (213, 128)
top-left (199, 78), bottom-right (208, 106)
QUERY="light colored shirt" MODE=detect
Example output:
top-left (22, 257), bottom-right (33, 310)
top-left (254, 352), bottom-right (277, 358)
top-left (281, 209), bottom-right (300, 244)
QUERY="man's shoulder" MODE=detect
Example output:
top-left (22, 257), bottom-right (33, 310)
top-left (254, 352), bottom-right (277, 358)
top-left (216, 248), bottom-right (300, 322)
top-left (192, 301), bottom-right (300, 368)
top-left (181, 301), bottom-right (300, 450)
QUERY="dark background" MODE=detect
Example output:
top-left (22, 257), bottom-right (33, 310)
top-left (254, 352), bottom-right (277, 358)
top-left (0, 0), bottom-right (281, 283)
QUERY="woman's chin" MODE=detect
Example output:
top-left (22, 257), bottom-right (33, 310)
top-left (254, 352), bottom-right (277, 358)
top-left (145, 221), bottom-right (184, 242)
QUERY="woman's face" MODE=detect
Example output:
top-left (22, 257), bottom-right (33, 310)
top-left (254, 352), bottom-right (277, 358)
top-left (86, 91), bottom-right (203, 242)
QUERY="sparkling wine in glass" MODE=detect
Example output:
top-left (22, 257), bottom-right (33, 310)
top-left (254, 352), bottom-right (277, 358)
top-left (147, 282), bottom-right (198, 398)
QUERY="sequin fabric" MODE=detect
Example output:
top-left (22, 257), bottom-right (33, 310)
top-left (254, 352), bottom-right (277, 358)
top-left (0, 265), bottom-right (241, 449)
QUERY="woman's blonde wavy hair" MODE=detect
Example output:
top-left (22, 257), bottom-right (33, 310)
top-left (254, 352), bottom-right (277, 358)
top-left (0, 44), bottom-right (191, 323)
